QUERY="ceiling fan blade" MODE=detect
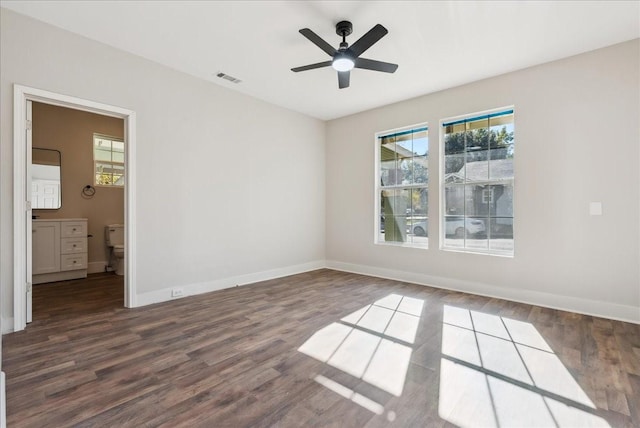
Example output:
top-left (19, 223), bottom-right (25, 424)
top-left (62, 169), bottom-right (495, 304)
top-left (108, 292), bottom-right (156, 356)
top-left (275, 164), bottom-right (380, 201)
top-left (291, 61), bottom-right (332, 72)
top-left (354, 57), bottom-right (398, 73)
top-left (299, 28), bottom-right (337, 57)
top-left (347, 24), bottom-right (388, 58)
top-left (338, 71), bottom-right (350, 89)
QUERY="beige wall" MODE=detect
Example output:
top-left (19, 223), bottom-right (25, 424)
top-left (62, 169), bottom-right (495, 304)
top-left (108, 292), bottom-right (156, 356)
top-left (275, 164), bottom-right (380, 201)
top-left (32, 102), bottom-right (125, 268)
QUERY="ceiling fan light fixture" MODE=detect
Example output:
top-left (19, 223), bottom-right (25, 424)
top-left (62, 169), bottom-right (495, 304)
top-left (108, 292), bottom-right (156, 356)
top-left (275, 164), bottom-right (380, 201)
top-left (332, 56), bottom-right (354, 72)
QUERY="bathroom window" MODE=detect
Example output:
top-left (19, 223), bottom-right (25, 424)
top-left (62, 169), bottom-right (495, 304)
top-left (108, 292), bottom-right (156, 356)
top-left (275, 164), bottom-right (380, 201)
top-left (93, 134), bottom-right (124, 187)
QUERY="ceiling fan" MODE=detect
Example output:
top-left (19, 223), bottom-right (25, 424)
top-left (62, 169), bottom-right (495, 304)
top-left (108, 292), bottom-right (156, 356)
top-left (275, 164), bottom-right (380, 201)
top-left (291, 21), bottom-right (398, 89)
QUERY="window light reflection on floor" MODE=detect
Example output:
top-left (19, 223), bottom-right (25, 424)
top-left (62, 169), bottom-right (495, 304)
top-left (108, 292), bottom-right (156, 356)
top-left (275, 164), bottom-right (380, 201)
top-left (439, 305), bottom-right (611, 428)
top-left (298, 294), bottom-right (424, 407)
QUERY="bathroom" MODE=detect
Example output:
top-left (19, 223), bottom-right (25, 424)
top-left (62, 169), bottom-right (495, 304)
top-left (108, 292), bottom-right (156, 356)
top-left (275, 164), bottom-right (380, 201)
top-left (31, 101), bottom-right (125, 302)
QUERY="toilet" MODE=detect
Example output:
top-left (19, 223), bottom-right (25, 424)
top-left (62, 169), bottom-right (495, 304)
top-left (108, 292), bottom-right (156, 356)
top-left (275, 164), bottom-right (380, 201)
top-left (105, 224), bottom-right (125, 276)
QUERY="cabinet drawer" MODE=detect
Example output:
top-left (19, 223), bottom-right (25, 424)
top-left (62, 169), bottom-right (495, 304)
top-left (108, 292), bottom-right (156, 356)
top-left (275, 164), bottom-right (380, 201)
top-left (61, 221), bottom-right (87, 238)
top-left (60, 253), bottom-right (87, 271)
top-left (61, 237), bottom-right (87, 254)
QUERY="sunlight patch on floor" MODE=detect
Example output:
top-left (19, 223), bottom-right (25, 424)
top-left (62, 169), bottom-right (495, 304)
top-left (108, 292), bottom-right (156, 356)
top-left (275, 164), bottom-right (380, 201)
top-left (298, 294), bottom-right (424, 412)
top-left (439, 305), bottom-right (610, 428)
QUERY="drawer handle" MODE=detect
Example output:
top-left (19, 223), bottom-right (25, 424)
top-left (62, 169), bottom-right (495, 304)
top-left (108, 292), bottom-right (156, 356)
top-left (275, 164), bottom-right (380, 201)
top-left (73, 244), bottom-right (77, 247)
top-left (72, 228), bottom-right (77, 231)
top-left (73, 260), bottom-right (77, 264)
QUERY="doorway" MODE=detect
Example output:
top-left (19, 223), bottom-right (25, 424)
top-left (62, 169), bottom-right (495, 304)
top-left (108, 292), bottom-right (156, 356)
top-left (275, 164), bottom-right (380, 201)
top-left (13, 85), bottom-right (137, 332)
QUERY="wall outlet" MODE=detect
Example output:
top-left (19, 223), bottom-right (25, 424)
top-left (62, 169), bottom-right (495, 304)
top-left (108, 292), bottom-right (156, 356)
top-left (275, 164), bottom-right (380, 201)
top-left (171, 288), bottom-right (184, 298)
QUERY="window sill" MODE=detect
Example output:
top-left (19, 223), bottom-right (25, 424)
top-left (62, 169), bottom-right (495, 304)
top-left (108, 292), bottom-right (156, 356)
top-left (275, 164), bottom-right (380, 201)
top-left (441, 246), bottom-right (514, 258)
top-left (375, 240), bottom-right (429, 250)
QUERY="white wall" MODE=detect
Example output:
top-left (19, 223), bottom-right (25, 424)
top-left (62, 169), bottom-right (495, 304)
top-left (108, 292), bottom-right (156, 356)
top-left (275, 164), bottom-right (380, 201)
top-left (326, 39), bottom-right (640, 322)
top-left (1, 9), bottom-right (326, 329)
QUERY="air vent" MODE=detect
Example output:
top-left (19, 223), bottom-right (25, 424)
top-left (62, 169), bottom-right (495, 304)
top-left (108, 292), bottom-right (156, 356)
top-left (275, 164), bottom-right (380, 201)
top-left (215, 72), bottom-right (242, 84)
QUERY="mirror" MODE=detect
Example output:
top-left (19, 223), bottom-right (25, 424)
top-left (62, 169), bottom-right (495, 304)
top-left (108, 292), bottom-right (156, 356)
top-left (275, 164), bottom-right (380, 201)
top-left (32, 148), bottom-right (61, 209)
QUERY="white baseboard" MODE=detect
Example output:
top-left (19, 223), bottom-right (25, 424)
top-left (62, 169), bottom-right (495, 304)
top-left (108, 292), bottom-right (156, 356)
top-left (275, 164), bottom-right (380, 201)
top-left (1, 316), bottom-right (14, 335)
top-left (326, 260), bottom-right (640, 324)
top-left (88, 261), bottom-right (108, 274)
top-left (136, 260), bottom-right (326, 307)
top-left (1, 371), bottom-right (6, 428)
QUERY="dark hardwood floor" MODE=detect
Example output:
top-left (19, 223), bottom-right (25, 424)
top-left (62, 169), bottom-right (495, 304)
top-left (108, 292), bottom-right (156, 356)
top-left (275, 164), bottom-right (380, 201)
top-left (3, 269), bottom-right (639, 427)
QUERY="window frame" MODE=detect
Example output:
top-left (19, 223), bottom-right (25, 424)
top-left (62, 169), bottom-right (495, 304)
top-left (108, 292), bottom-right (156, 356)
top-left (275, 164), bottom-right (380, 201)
top-left (374, 122), bottom-right (429, 249)
top-left (439, 107), bottom-right (515, 257)
top-left (93, 133), bottom-right (125, 188)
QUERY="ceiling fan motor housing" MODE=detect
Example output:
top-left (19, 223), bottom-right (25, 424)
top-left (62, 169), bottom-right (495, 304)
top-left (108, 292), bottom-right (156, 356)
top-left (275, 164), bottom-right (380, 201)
top-left (336, 21), bottom-right (353, 37)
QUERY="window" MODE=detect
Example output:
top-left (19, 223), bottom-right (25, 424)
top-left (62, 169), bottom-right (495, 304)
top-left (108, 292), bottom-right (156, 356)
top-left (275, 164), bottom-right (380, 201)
top-left (442, 109), bottom-right (514, 255)
top-left (376, 124), bottom-right (429, 247)
top-left (93, 134), bottom-right (124, 187)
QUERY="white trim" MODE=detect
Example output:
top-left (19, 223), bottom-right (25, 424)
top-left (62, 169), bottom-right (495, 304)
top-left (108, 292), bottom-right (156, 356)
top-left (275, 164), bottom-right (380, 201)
top-left (87, 261), bottom-right (108, 274)
top-left (0, 316), bottom-right (14, 335)
top-left (13, 87), bottom-right (27, 333)
top-left (325, 260), bottom-right (640, 324)
top-left (136, 260), bottom-right (326, 307)
top-left (12, 84), bottom-right (137, 332)
top-left (1, 371), bottom-right (5, 428)
top-left (124, 112), bottom-right (137, 308)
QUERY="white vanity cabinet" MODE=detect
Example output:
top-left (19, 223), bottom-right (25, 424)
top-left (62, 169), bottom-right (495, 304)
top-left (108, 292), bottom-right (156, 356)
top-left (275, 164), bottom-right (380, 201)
top-left (32, 219), bottom-right (88, 284)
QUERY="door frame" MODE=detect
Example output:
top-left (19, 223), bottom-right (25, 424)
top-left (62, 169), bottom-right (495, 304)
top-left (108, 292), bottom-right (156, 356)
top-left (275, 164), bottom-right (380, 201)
top-left (13, 84), bottom-right (137, 332)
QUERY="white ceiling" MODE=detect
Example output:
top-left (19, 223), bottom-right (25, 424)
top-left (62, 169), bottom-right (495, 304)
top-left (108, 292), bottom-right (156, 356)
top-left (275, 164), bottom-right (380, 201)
top-left (2, 1), bottom-right (639, 120)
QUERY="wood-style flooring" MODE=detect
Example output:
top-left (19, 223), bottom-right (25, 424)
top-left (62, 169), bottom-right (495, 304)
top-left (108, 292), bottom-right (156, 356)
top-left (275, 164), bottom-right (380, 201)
top-left (3, 269), bottom-right (640, 427)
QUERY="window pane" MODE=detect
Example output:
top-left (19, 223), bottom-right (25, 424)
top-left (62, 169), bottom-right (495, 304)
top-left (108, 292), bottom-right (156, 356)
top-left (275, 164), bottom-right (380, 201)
top-left (112, 152), bottom-right (125, 163)
top-left (393, 189), bottom-right (409, 216)
top-left (489, 148), bottom-right (513, 180)
top-left (96, 172), bottom-right (112, 185)
top-left (465, 184), bottom-right (490, 217)
top-left (396, 136), bottom-right (413, 155)
top-left (383, 216), bottom-right (407, 242)
top-left (489, 112), bottom-right (514, 129)
top-left (95, 149), bottom-right (112, 162)
top-left (444, 216), bottom-right (466, 239)
top-left (112, 174), bottom-right (124, 186)
top-left (398, 155), bottom-right (412, 184)
top-left (444, 185), bottom-right (464, 216)
top-left (380, 139), bottom-right (399, 186)
top-left (490, 217), bottom-right (513, 240)
top-left (409, 218), bottom-right (428, 237)
top-left (466, 117), bottom-right (489, 132)
top-left (95, 139), bottom-right (111, 150)
top-left (413, 156), bottom-right (428, 184)
top-left (465, 216), bottom-right (489, 250)
top-left (411, 188), bottom-right (428, 216)
top-left (464, 158), bottom-right (488, 183)
top-left (444, 154), bottom-right (465, 176)
top-left (413, 131), bottom-right (428, 156)
top-left (112, 141), bottom-right (124, 152)
top-left (409, 187), bottom-right (428, 244)
top-left (489, 218), bottom-right (514, 253)
top-left (444, 132), bottom-right (465, 155)
top-left (488, 183), bottom-right (513, 217)
top-left (381, 189), bottom-right (408, 243)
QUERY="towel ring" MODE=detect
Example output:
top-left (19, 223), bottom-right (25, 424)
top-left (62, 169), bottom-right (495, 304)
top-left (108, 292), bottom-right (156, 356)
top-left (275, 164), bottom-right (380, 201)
top-left (82, 185), bottom-right (96, 198)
